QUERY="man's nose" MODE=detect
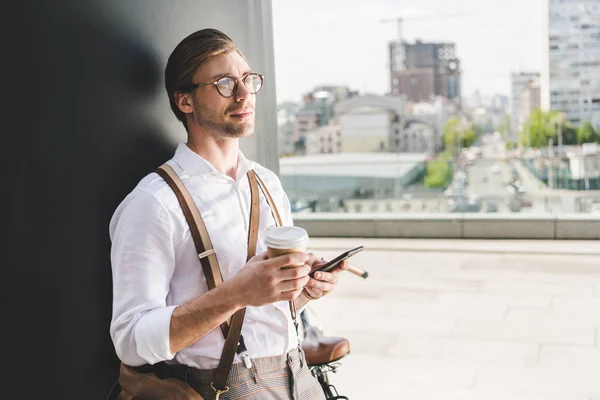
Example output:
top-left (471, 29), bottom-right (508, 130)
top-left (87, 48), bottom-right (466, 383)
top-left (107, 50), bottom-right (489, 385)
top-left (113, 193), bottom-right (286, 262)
top-left (235, 79), bottom-right (251, 102)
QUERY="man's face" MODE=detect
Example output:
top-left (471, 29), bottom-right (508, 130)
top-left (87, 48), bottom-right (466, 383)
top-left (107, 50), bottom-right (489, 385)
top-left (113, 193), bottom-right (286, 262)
top-left (188, 51), bottom-right (256, 138)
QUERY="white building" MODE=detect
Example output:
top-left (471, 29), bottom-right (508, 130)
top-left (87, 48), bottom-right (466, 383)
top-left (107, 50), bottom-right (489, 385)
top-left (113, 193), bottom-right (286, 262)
top-left (304, 124), bottom-right (341, 155)
top-left (542, 0), bottom-right (600, 128)
top-left (334, 94), bottom-right (406, 153)
top-left (277, 102), bottom-right (300, 156)
top-left (395, 120), bottom-right (436, 154)
top-left (408, 96), bottom-right (458, 152)
top-left (279, 152), bottom-right (428, 203)
top-left (331, 94), bottom-right (438, 155)
top-left (520, 77), bottom-right (541, 129)
top-left (511, 72), bottom-right (540, 137)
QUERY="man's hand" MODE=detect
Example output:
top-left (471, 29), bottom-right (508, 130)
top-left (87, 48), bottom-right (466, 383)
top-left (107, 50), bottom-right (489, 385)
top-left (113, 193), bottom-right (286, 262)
top-left (302, 253), bottom-right (349, 300)
top-left (230, 251), bottom-right (311, 307)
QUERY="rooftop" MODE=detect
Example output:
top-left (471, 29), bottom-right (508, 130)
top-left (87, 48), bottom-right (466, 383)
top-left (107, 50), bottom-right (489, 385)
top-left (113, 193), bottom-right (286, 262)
top-left (280, 152), bottom-right (428, 179)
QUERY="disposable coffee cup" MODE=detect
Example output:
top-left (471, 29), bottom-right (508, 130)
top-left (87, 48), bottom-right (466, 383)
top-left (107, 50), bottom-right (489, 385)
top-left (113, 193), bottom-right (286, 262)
top-left (265, 226), bottom-right (309, 269)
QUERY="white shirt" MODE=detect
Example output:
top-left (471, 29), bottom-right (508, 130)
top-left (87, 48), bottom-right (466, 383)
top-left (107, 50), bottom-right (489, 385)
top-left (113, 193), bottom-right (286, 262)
top-left (109, 143), bottom-right (298, 369)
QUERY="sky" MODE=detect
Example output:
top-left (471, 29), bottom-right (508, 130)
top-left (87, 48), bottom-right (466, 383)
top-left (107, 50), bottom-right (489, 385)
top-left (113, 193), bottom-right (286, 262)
top-left (272, 0), bottom-right (543, 104)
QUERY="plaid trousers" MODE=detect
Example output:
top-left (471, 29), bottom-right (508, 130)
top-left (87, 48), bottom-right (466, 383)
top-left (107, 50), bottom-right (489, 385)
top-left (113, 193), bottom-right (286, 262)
top-left (183, 347), bottom-right (326, 400)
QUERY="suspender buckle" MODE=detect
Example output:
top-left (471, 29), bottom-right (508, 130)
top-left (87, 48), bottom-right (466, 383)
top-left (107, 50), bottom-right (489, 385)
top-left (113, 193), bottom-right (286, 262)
top-left (198, 249), bottom-right (215, 259)
top-left (210, 382), bottom-right (230, 400)
top-left (240, 351), bottom-right (253, 369)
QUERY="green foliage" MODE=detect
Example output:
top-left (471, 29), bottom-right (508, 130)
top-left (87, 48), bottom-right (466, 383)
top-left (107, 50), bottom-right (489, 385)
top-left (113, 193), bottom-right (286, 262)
top-left (424, 161), bottom-right (451, 188)
top-left (497, 114), bottom-right (511, 139)
top-left (505, 140), bottom-right (518, 150)
top-left (520, 109), bottom-right (557, 147)
top-left (443, 117), bottom-right (478, 155)
top-left (577, 121), bottom-right (599, 144)
top-left (520, 109), bottom-right (597, 147)
top-left (562, 126), bottom-right (578, 145)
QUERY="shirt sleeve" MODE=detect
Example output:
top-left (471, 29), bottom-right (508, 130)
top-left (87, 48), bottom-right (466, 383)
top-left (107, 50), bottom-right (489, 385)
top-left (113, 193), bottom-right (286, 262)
top-left (109, 189), bottom-right (177, 366)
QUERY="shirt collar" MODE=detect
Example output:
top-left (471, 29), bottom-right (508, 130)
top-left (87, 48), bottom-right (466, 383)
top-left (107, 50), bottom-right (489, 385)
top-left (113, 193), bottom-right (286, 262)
top-left (172, 143), bottom-right (252, 181)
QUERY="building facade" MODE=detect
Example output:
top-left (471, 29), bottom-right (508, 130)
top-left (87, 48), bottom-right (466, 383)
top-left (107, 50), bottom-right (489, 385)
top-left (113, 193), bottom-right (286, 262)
top-left (393, 120), bottom-right (436, 155)
top-left (389, 40), bottom-right (461, 103)
top-left (511, 72), bottom-right (540, 137)
top-left (304, 124), bottom-right (341, 155)
top-left (520, 77), bottom-right (541, 129)
top-left (542, 0), bottom-right (600, 128)
top-left (334, 94), bottom-right (437, 156)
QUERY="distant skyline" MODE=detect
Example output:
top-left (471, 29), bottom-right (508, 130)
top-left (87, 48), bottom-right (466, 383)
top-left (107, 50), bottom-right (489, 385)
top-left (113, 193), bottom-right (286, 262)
top-left (272, 0), bottom-right (543, 104)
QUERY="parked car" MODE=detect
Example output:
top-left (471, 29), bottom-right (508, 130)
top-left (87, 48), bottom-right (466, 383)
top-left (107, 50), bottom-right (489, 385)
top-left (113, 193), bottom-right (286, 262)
top-left (486, 203), bottom-right (498, 213)
top-left (507, 197), bottom-right (522, 212)
top-left (490, 163), bottom-right (502, 175)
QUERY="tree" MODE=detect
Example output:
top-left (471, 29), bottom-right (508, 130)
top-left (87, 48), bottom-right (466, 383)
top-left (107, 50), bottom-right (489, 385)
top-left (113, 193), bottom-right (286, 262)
top-left (424, 161), bottom-right (451, 188)
top-left (520, 109), bottom-right (574, 148)
top-left (443, 117), bottom-right (478, 155)
top-left (497, 114), bottom-right (511, 140)
top-left (577, 121), bottom-right (599, 144)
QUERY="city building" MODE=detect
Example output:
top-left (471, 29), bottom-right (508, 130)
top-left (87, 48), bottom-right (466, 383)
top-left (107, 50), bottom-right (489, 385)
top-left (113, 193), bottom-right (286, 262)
top-left (292, 85), bottom-right (356, 154)
top-left (520, 78), bottom-right (541, 129)
top-left (510, 72), bottom-right (540, 138)
top-left (304, 124), bottom-right (341, 155)
top-left (542, 0), bottom-right (600, 128)
top-left (407, 96), bottom-right (459, 153)
top-left (277, 102), bottom-right (300, 156)
top-left (389, 40), bottom-right (461, 103)
top-left (293, 108), bottom-right (319, 154)
top-left (279, 152), bottom-right (428, 207)
top-left (394, 120), bottom-right (436, 154)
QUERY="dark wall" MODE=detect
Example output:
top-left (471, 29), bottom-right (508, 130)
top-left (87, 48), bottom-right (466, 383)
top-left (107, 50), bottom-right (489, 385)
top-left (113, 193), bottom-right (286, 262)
top-left (2, 1), bottom-right (276, 397)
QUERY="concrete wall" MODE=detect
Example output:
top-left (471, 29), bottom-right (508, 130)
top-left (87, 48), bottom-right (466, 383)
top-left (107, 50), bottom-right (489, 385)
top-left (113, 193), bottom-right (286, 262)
top-left (294, 214), bottom-right (600, 240)
top-left (3, 1), bottom-right (277, 396)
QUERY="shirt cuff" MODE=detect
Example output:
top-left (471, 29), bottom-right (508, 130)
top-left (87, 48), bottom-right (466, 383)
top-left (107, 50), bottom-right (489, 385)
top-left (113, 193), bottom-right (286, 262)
top-left (134, 305), bottom-right (177, 364)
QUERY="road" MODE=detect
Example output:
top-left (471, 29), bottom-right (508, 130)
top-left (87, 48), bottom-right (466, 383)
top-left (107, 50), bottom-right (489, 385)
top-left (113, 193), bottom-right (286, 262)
top-left (461, 133), bottom-right (551, 214)
top-left (465, 159), bottom-right (512, 212)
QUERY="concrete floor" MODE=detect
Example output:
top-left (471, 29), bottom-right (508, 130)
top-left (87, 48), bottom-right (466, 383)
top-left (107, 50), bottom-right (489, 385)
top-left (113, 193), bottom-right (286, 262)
top-left (305, 238), bottom-right (600, 399)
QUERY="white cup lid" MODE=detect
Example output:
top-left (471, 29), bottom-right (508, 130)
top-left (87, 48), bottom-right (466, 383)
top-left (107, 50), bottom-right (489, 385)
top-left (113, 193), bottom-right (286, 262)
top-left (264, 226), bottom-right (309, 249)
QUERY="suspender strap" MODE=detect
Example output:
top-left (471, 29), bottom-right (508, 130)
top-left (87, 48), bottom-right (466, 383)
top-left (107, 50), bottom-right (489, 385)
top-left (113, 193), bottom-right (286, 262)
top-left (155, 165), bottom-right (230, 339)
top-left (155, 164), bottom-right (262, 392)
top-left (252, 171), bottom-right (283, 227)
top-left (251, 171), bottom-right (300, 336)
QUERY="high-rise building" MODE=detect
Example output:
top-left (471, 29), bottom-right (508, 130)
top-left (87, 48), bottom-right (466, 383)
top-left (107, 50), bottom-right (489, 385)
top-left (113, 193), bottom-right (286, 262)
top-left (520, 78), bottom-right (541, 129)
top-left (542, 0), bottom-right (600, 128)
top-left (389, 40), bottom-right (461, 103)
top-left (511, 72), bottom-right (540, 138)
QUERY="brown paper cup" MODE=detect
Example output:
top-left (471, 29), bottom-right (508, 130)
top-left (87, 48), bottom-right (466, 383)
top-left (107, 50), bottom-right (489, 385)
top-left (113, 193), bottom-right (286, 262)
top-left (266, 246), bottom-right (306, 269)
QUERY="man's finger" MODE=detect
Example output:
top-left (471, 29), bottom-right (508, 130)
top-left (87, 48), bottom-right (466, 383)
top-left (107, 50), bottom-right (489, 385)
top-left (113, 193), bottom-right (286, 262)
top-left (306, 279), bottom-right (334, 293)
top-left (248, 251), bottom-right (268, 262)
top-left (311, 271), bottom-right (338, 284)
top-left (263, 252), bottom-right (309, 269)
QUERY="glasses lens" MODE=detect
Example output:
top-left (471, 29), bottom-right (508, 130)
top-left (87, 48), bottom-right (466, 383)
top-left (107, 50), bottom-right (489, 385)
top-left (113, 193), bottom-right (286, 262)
top-left (244, 74), bottom-right (263, 94)
top-left (216, 77), bottom-right (236, 97)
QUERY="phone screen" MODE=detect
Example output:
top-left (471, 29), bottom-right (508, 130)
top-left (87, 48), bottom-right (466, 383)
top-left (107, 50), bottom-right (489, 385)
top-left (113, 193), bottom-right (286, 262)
top-left (309, 246), bottom-right (364, 278)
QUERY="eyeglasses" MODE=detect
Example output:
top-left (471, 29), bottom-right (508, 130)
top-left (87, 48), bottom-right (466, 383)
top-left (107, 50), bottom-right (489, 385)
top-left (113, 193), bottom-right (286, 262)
top-left (187, 73), bottom-right (264, 98)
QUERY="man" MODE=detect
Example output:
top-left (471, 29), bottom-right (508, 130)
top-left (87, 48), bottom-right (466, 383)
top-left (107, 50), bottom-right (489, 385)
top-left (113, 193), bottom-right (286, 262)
top-left (109, 28), bottom-right (348, 399)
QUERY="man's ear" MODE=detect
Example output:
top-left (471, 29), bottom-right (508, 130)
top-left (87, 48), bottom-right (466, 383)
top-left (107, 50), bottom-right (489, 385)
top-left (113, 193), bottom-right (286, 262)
top-left (174, 91), bottom-right (194, 115)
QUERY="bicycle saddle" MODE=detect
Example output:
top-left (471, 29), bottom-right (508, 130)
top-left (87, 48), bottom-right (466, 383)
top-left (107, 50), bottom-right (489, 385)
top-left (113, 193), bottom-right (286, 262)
top-left (301, 326), bottom-right (351, 366)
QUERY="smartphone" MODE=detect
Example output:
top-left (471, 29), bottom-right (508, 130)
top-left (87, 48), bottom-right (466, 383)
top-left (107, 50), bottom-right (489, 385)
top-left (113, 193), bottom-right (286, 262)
top-left (309, 246), bottom-right (364, 278)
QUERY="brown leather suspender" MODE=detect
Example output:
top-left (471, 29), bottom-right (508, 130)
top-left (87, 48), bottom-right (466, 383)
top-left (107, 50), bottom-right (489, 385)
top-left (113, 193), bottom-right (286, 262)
top-left (155, 164), bottom-right (285, 395)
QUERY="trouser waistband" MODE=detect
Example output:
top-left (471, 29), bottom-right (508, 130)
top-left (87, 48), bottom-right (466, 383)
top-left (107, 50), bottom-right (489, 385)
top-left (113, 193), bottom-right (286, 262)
top-left (157, 347), bottom-right (306, 386)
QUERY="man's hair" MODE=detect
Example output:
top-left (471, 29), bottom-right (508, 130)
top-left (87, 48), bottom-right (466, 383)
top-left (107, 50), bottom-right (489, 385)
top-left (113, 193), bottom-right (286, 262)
top-left (165, 29), bottom-right (246, 128)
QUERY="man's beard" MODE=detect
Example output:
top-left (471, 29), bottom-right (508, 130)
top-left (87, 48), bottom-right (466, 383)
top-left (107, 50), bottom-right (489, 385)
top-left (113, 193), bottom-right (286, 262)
top-left (193, 102), bottom-right (254, 139)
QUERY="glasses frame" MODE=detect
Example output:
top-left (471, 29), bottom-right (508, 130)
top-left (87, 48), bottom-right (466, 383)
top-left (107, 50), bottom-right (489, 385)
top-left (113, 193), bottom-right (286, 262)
top-left (187, 73), bottom-right (264, 98)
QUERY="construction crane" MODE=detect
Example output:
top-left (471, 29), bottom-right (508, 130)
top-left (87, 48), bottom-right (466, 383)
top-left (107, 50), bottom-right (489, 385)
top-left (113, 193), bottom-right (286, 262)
top-left (381, 13), bottom-right (468, 43)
